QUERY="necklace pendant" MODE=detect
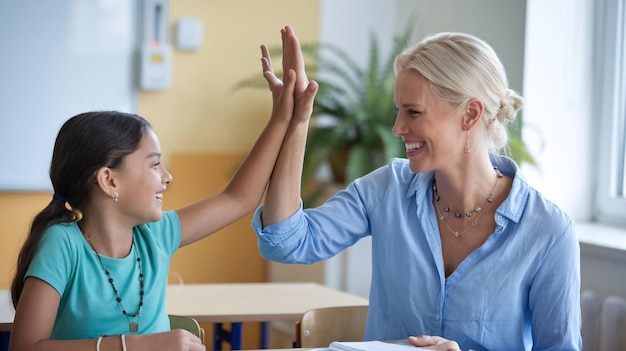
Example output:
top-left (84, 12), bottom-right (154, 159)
top-left (129, 322), bottom-right (138, 333)
top-left (454, 231), bottom-right (460, 238)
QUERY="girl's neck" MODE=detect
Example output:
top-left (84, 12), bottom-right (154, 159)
top-left (77, 218), bottom-right (133, 258)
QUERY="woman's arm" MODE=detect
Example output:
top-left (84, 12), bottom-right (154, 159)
top-left (260, 27), bottom-right (317, 227)
top-left (176, 26), bottom-right (308, 247)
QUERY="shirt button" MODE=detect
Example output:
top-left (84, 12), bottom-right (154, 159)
top-left (434, 315), bottom-right (440, 320)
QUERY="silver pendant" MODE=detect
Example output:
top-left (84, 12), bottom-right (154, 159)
top-left (129, 322), bottom-right (139, 332)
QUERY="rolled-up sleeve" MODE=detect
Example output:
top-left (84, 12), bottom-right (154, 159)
top-left (251, 168), bottom-right (383, 264)
top-left (252, 202), bottom-right (312, 262)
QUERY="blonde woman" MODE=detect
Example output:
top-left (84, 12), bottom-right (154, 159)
top-left (254, 32), bottom-right (581, 351)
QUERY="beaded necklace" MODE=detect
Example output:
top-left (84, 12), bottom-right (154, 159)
top-left (433, 168), bottom-right (503, 237)
top-left (83, 230), bottom-right (144, 333)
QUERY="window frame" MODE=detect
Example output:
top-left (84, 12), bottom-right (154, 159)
top-left (594, 0), bottom-right (626, 225)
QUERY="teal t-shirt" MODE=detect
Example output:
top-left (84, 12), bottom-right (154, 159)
top-left (25, 210), bottom-right (182, 339)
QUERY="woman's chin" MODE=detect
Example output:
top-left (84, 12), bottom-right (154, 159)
top-left (408, 160), bottom-right (431, 174)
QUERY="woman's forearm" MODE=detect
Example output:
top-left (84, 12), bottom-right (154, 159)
top-left (261, 118), bottom-right (310, 226)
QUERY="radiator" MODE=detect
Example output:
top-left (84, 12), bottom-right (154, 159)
top-left (582, 290), bottom-right (626, 351)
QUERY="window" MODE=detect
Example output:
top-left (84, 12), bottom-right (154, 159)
top-left (595, 0), bottom-right (626, 224)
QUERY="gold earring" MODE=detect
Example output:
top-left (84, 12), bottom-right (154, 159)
top-left (464, 130), bottom-right (471, 153)
top-left (112, 191), bottom-right (118, 202)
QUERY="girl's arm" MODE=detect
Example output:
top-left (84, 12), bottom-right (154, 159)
top-left (176, 26), bottom-right (309, 247)
top-left (10, 278), bottom-right (204, 351)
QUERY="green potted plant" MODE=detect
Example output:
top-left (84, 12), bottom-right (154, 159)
top-left (299, 31), bottom-right (411, 187)
top-left (235, 30), bottom-right (410, 201)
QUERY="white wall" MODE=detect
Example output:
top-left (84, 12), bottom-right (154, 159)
top-left (394, 0), bottom-right (526, 92)
top-left (524, 0), bottom-right (626, 299)
top-left (0, 0), bottom-right (139, 190)
top-left (523, 0), bottom-right (595, 221)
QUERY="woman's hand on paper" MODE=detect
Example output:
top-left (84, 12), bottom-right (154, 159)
top-left (408, 335), bottom-right (461, 351)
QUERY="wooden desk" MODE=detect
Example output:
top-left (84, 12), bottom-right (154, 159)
top-left (166, 283), bottom-right (368, 350)
top-left (167, 282), bottom-right (368, 322)
top-left (1, 283), bottom-right (368, 350)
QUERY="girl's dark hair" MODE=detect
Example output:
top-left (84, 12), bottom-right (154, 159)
top-left (11, 111), bottom-right (151, 307)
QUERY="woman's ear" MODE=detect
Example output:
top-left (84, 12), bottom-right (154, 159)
top-left (94, 167), bottom-right (118, 199)
top-left (462, 98), bottom-right (484, 130)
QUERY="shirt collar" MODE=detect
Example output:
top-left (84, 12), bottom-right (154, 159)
top-left (405, 154), bottom-right (530, 224)
top-left (491, 154), bottom-right (529, 224)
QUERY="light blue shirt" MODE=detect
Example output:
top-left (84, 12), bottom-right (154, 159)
top-left (26, 210), bottom-right (181, 339)
top-left (253, 156), bottom-right (582, 351)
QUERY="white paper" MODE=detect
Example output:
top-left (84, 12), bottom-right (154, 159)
top-left (329, 340), bottom-right (428, 351)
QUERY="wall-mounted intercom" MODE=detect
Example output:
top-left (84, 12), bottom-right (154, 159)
top-left (140, 0), bottom-right (172, 91)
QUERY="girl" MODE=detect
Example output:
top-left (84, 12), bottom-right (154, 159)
top-left (9, 26), bottom-right (317, 351)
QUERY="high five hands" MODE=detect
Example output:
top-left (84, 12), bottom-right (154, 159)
top-left (261, 26), bottom-right (318, 123)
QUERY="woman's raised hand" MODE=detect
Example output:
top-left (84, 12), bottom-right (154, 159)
top-left (261, 26), bottom-right (317, 121)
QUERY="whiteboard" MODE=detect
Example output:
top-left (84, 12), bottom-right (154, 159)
top-left (0, 0), bottom-right (139, 191)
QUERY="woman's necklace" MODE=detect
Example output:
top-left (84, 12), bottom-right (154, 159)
top-left (83, 230), bottom-right (144, 333)
top-left (433, 168), bottom-right (503, 237)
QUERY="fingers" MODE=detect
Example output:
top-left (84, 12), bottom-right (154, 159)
top-left (281, 27), bottom-right (290, 73)
top-left (281, 26), bottom-right (308, 95)
top-left (161, 329), bottom-right (206, 351)
top-left (304, 80), bottom-right (318, 102)
top-left (281, 26), bottom-right (299, 79)
top-left (260, 44), bottom-right (279, 90)
top-left (408, 335), bottom-right (461, 351)
top-left (260, 44), bottom-right (273, 74)
top-left (291, 79), bottom-right (317, 124)
top-left (260, 44), bottom-right (282, 103)
top-left (190, 335), bottom-right (206, 351)
top-left (281, 69), bottom-right (296, 98)
top-left (273, 69), bottom-right (296, 119)
top-left (187, 333), bottom-right (204, 349)
top-left (408, 335), bottom-right (428, 346)
top-left (263, 25), bottom-right (312, 111)
top-left (263, 66), bottom-right (282, 92)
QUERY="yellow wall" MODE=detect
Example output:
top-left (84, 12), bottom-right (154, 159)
top-left (142, 0), bottom-right (321, 163)
top-left (0, 1), bottom-right (320, 291)
top-left (0, 193), bottom-right (51, 290)
top-left (164, 153), bottom-right (265, 285)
